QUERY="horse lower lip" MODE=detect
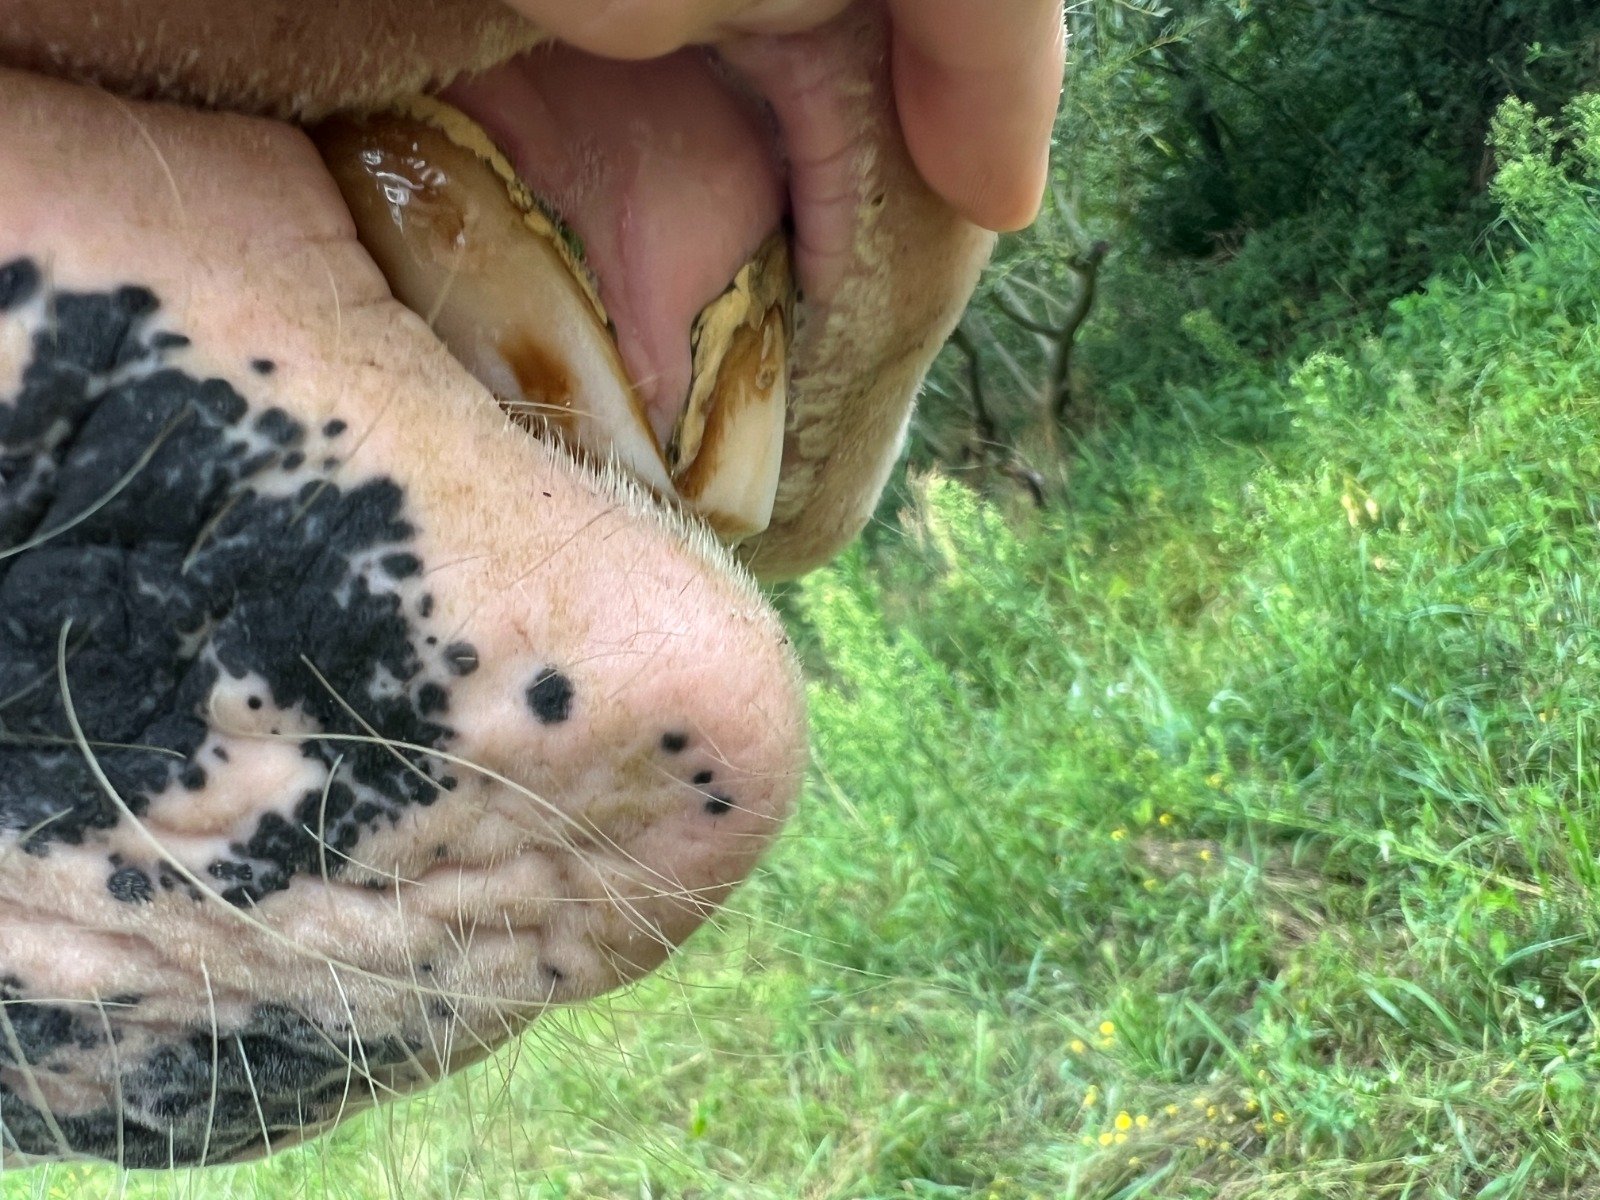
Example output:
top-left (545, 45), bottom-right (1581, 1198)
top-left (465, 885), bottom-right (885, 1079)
top-left (0, 60), bottom-right (808, 1168)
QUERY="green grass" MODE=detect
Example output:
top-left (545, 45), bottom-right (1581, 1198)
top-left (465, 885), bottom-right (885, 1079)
top-left (13, 107), bottom-right (1600, 1200)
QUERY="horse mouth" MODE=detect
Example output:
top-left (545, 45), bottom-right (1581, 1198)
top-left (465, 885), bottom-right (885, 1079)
top-left (309, 29), bottom-right (872, 555)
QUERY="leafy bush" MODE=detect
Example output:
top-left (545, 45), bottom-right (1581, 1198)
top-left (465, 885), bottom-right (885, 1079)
top-left (916, 1), bottom-right (1600, 479)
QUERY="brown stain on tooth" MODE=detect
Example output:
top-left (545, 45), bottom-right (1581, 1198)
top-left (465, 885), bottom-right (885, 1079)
top-left (499, 333), bottom-right (575, 435)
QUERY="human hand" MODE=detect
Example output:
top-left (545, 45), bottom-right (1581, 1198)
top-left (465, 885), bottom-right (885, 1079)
top-left (495, 0), bottom-right (1066, 232)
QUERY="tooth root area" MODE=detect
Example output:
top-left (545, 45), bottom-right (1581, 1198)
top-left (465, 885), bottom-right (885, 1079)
top-left (671, 235), bottom-right (792, 543)
top-left (311, 107), bottom-right (674, 498)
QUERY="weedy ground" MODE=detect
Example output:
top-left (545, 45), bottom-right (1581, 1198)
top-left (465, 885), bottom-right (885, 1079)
top-left (9, 101), bottom-right (1600, 1200)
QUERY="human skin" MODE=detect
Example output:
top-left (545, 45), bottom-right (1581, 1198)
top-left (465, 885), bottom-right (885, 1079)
top-left (0, 0), bottom-right (1057, 1167)
top-left (470, 0), bottom-right (1066, 233)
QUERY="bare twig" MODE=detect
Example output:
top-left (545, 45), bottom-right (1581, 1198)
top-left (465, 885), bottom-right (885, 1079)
top-left (948, 323), bottom-right (1049, 508)
top-left (1051, 240), bottom-right (1112, 426)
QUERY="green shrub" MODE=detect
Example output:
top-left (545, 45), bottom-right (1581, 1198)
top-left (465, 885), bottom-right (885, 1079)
top-left (917, 2), bottom-right (1600, 474)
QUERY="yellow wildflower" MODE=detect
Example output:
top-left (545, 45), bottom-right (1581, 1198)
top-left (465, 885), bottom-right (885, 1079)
top-left (1115, 1112), bottom-right (1132, 1132)
top-left (1164, 1104), bottom-right (1180, 1117)
top-left (1273, 1111), bottom-right (1288, 1125)
top-left (1111, 828), bottom-right (1127, 841)
top-left (1135, 1114), bottom-right (1150, 1129)
top-left (1070, 1039), bottom-right (1087, 1054)
top-left (1099, 1020), bottom-right (1116, 1037)
top-left (1198, 848), bottom-right (1213, 862)
top-left (1159, 812), bottom-right (1175, 826)
top-left (1114, 1132), bottom-right (1128, 1145)
top-left (1098, 1132), bottom-right (1114, 1147)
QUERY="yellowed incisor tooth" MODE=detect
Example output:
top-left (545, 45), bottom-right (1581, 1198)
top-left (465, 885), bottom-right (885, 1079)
top-left (671, 235), bottom-right (791, 544)
top-left (311, 97), bottom-right (676, 498)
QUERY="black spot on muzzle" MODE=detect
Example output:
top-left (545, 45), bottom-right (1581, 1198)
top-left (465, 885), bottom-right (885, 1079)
top-left (0, 259), bottom-right (498, 1164)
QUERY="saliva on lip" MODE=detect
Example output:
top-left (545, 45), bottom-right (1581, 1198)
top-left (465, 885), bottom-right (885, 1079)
top-left (313, 97), bottom-right (792, 545)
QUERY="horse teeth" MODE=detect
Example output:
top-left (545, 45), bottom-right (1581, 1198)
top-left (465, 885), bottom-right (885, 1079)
top-left (312, 98), bottom-right (675, 498)
top-left (670, 234), bottom-right (791, 543)
top-left (314, 99), bottom-right (796, 547)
